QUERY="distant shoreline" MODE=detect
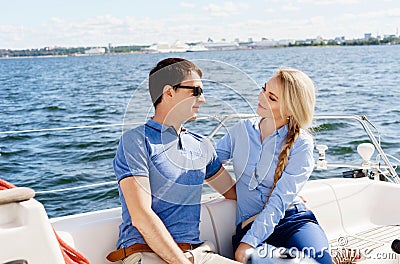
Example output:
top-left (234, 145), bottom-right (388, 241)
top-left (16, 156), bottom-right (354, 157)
top-left (0, 51), bottom-right (146, 59)
top-left (1, 42), bottom-right (399, 59)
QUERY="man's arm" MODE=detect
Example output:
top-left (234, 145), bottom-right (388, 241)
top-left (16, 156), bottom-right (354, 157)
top-left (120, 176), bottom-right (191, 264)
top-left (205, 166), bottom-right (236, 200)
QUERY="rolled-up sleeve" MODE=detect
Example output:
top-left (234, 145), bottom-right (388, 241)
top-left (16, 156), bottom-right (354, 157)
top-left (241, 135), bottom-right (314, 247)
top-left (205, 138), bottom-right (223, 179)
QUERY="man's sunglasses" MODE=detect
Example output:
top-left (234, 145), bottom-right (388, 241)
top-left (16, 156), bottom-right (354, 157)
top-left (173, 85), bottom-right (203, 97)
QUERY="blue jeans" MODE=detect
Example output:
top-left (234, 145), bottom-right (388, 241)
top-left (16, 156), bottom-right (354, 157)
top-left (232, 204), bottom-right (332, 264)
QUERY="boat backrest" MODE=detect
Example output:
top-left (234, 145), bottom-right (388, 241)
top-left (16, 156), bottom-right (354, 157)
top-left (51, 196), bottom-right (237, 264)
top-left (201, 197), bottom-right (237, 258)
top-left (52, 207), bottom-right (123, 264)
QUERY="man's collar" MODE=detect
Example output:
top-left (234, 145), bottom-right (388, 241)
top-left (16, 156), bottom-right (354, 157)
top-left (146, 119), bottom-right (183, 135)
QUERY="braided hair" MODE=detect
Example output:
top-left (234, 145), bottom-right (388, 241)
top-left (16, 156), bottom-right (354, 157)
top-left (268, 68), bottom-right (315, 199)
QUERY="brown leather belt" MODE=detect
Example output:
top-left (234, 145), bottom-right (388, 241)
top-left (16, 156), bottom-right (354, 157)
top-left (106, 242), bottom-right (200, 262)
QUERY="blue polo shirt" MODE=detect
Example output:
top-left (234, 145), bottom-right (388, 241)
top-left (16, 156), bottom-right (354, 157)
top-left (215, 118), bottom-right (314, 248)
top-left (113, 119), bottom-right (222, 249)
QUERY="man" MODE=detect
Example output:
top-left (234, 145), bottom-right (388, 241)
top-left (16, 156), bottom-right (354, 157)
top-left (107, 58), bottom-right (239, 264)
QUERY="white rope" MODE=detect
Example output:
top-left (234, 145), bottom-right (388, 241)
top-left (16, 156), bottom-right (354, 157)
top-left (0, 122), bottom-right (141, 135)
top-left (1, 115), bottom-right (223, 194)
top-left (35, 181), bottom-right (117, 194)
top-left (0, 116), bottom-right (217, 135)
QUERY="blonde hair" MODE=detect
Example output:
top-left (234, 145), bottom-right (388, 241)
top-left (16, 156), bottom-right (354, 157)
top-left (269, 68), bottom-right (315, 199)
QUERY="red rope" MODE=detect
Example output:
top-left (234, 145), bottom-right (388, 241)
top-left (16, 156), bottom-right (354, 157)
top-left (0, 178), bottom-right (90, 264)
top-left (0, 178), bottom-right (16, 190)
top-left (54, 229), bottom-right (90, 264)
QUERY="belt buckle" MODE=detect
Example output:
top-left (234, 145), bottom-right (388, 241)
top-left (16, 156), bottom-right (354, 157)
top-left (181, 244), bottom-right (191, 253)
top-left (190, 243), bottom-right (196, 250)
top-left (186, 243), bottom-right (198, 251)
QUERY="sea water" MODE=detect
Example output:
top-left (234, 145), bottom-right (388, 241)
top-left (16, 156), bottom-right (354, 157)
top-left (1, 45), bottom-right (399, 217)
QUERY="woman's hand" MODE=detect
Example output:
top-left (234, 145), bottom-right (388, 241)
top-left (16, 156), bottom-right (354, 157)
top-left (235, 242), bottom-right (253, 263)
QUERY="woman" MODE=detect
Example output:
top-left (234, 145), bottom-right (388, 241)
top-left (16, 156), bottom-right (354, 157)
top-left (216, 68), bottom-right (332, 263)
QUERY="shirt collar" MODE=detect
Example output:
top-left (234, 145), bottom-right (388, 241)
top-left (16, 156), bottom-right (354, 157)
top-left (251, 117), bottom-right (289, 138)
top-left (276, 123), bottom-right (289, 138)
top-left (145, 119), bottom-right (183, 135)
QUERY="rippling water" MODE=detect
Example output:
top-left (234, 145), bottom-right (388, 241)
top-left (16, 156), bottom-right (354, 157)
top-left (1, 45), bottom-right (399, 218)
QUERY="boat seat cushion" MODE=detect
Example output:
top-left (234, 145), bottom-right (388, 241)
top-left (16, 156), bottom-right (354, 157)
top-left (52, 199), bottom-right (237, 263)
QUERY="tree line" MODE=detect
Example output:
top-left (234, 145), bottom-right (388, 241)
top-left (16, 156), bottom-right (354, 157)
top-left (0, 45), bottom-right (149, 57)
top-left (1, 38), bottom-right (399, 58)
top-left (289, 37), bottom-right (400, 47)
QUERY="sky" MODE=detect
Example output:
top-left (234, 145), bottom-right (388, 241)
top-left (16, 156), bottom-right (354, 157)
top-left (0, 0), bottom-right (399, 49)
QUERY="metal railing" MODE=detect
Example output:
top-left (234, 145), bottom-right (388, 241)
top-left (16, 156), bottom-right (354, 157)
top-left (206, 114), bottom-right (399, 184)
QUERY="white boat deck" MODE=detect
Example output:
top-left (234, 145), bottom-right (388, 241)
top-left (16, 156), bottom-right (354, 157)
top-left (329, 225), bottom-right (400, 263)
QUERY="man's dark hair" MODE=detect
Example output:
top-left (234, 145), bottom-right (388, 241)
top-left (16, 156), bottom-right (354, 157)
top-left (149, 58), bottom-right (202, 108)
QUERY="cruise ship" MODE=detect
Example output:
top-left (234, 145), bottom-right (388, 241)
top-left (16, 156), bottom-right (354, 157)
top-left (203, 39), bottom-right (239, 51)
top-left (143, 41), bottom-right (189, 53)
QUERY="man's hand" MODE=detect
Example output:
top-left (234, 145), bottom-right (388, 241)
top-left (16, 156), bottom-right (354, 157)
top-left (235, 242), bottom-right (253, 263)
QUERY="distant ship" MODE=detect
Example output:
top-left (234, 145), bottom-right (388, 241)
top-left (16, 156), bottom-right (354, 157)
top-left (186, 44), bottom-right (208, 52)
top-left (84, 47), bottom-right (106, 55)
top-left (142, 39), bottom-right (241, 53)
top-left (143, 41), bottom-right (189, 53)
top-left (203, 39), bottom-right (239, 51)
top-left (249, 39), bottom-right (295, 48)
